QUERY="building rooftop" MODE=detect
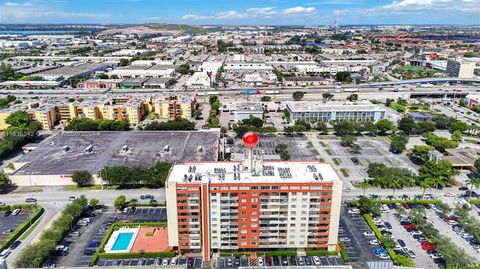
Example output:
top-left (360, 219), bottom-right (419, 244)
top-left (168, 160), bottom-right (341, 184)
top-left (236, 102), bottom-right (263, 113)
top-left (286, 101), bottom-right (385, 112)
top-left (14, 131), bottom-right (220, 175)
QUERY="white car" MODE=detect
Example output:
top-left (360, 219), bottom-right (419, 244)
top-left (162, 258), bottom-right (170, 266)
top-left (378, 253), bottom-right (390, 260)
top-left (258, 257), bottom-right (264, 266)
top-left (170, 257), bottom-right (178, 265)
top-left (369, 240), bottom-right (380, 246)
top-left (410, 230), bottom-right (423, 236)
top-left (404, 247), bottom-right (416, 259)
top-left (363, 231), bottom-right (375, 237)
top-left (348, 209), bottom-right (360, 214)
top-left (312, 256), bottom-right (321, 265)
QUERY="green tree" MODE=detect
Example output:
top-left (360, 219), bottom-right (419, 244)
top-left (419, 177), bottom-right (435, 197)
top-left (89, 198), bottom-right (99, 207)
top-left (346, 94), bottom-right (358, 102)
top-left (71, 170), bottom-right (92, 187)
top-left (380, 236), bottom-right (396, 249)
top-left (408, 145), bottom-right (435, 164)
top-left (466, 177), bottom-right (480, 198)
top-left (475, 158), bottom-right (480, 173)
top-left (5, 111), bottom-right (31, 127)
top-left (356, 196), bottom-right (372, 214)
top-left (179, 63), bottom-right (191, 75)
top-left (336, 71), bottom-right (351, 83)
top-left (392, 255), bottom-right (414, 267)
top-left (398, 117), bottom-right (416, 135)
top-left (292, 91), bottom-right (304, 101)
top-left (360, 179), bottom-right (369, 196)
top-left (0, 172), bottom-right (9, 189)
top-left (261, 96), bottom-right (272, 102)
top-left (451, 130), bottom-right (463, 142)
top-left (375, 119), bottom-right (393, 135)
top-left (390, 134), bottom-right (409, 154)
top-left (119, 59), bottom-right (130, 66)
top-left (414, 121), bottom-right (436, 134)
top-left (114, 195), bottom-right (126, 209)
top-left (419, 160), bottom-right (458, 189)
top-left (322, 92), bottom-right (334, 102)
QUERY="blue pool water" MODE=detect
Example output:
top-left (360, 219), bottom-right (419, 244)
top-left (112, 232), bottom-right (134, 251)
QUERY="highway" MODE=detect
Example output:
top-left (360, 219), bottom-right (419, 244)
top-left (0, 86), bottom-right (477, 101)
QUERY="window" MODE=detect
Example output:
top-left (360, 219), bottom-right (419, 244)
top-left (241, 230), bottom-right (247, 234)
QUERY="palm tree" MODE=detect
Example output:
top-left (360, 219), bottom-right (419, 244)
top-left (466, 177), bottom-right (480, 199)
top-left (360, 179), bottom-right (369, 196)
top-left (389, 178), bottom-right (402, 197)
top-left (420, 177), bottom-right (435, 198)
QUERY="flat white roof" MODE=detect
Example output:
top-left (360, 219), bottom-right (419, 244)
top-left (168, 161), bottom-right (341, 184)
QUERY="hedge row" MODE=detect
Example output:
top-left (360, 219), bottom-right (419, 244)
top-left (220, 252), bottom-right (251, 257)
top-left (469, 199), bottom-right (480, 204)
top-left (257, 251), bottom-right (297, 257)
top-left (0, 205), bottom-right (44, 252)
top-left (305, 250), bottom-right (337, 256)
top-left (0, 204), bottom-right (38, 212)
top-left (98, 251), bottom-right (176, 259)
top-left (338, 241), bottom-right (349, 263)
top-left (364, 214), bottom-right (414, 267)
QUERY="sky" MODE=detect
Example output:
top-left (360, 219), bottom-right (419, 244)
top-left (0, 0), bottom-right (480, 25)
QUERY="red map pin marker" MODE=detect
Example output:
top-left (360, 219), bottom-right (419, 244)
top-left (242, 132), bottom-right (259, 148)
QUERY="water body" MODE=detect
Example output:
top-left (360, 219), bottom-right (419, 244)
top-left (303, 42), bottom-right (332, 47)
top-left (0, 30), bottom-right (78, 35)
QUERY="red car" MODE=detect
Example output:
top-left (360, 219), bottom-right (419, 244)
top-left (403, 203), bottom-right (411, 209)
top-left (265, 257), bottom-right (272, 266)
top-left (403, 224), bottom-right (417, 230)
top-left (421, 242), bottom-right (436, 251)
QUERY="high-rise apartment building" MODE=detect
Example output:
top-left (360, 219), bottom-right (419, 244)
top-left (166, 135), bottom-right (342, 261)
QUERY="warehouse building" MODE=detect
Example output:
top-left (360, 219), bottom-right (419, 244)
top-left (8, 131), bottom-right (220, 186)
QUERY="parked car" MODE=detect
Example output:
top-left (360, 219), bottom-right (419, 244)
top-left (339, 237), bottom-right (351, 242)
top-left (170, 257), bottom-right (178, 265)
top-left (0, 249), bottom-right (11, 258)
top-left (11, 209), bottom-right (21, 216)
top-left (9, 240), bottom-right (21, 250)
top-left (69, 196), bottom-right (76, 201)
top-left (363, 231), bottom-right (375, 237)
top-left (3, 210), bottom-right (12, 217)
top-left (369, 240), bottom-right (380, 246)
top-left (162, 258), bottom-right (170, 266)
top-left (88, 241), bottom-right (101, 248)
top-left (25, 198), bottom-right (37, 203)
top-left (397, 239), bottom-right (406, 247)
top-left (83, 249), bottom-right (95, 256)
top-left (258, 257), bottom-right (264, 266)
top-left (2, 229), bottom-right (13, 235)
top-left (383, 222), bottom-right (392, 229)
top-left (404, 247), bottom-right (416, 258)
top-left (140, 194), bottom-right (154, 200)
top-left (312, 256), bottom-right (320, 266)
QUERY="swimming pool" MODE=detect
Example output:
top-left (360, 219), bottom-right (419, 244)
top-left (111, 232), bottom-right (134, 251)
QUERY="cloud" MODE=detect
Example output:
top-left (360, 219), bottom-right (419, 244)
top-left (2, 2), bottom-right (32, 7)
top-left (305, 0), bottom-right (364, 5)
top-left (142, 16), bottom-right (167, 21)
top-left (283, 6), bottom-right (316, 14)
top-left (334, 0), bottom-right (480, 17)
top-left (181, 6), bottom-right (317, 20)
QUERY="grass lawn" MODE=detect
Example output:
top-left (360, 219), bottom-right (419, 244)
top-left (11, 188), bottom-right (43, 194)
top-left (66, 185), bottom-right (119, 191)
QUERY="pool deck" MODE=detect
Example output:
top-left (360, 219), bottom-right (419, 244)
top-left (104, 227), bottom-right (139, 253)
top-left (131, 227), bottom-right (170, 253)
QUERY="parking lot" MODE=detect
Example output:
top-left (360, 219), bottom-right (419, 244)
top-left (319, 137), bottom-right (417, 181)
top-left (380, 208), bottom-right (437, 268)
top-left (0, 210), bottom-right (30, 243)
top-left (231, 135), bottom-right (316, 161)
top-left (217, 255), bottom-right (343, 269)
top-left (118, 207), bottom-right (167, 222)
top-left (51, 207), bottom-right (113, 267)
top-left (340, 206), bottom-right (383, 268)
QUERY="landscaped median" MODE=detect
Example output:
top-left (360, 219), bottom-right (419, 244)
top-left (469, 199), bottom-right (480, 204)
top-left (346, 199), bottom-right (442, 205)
top-left (0, 204), bottom-right (44, 252)
top-left (90, 221), bottom-right (170, 266)
top-left (363, 214), bottom-right (414, 267)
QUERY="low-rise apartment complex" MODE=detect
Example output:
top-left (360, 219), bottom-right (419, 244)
top-left (285, 101), bottom-right (386, 122)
